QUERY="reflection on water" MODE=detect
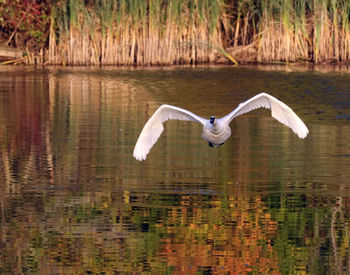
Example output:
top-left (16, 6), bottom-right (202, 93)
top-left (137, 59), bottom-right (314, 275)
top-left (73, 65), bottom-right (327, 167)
top-left (0, 66), bottom-right (349, 273)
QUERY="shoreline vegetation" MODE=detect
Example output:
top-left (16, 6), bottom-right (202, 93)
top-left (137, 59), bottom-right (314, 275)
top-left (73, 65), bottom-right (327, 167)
top-left (1, 0), bottom-right (350, 66)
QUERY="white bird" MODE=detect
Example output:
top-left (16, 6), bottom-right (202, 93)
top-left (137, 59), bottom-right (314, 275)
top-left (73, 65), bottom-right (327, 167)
top-left (133, 93), bottom-right (309, 161)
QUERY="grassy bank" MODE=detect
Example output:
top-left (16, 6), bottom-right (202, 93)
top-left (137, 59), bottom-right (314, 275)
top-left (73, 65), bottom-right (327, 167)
top-left (2, 0), bottom-right (350, 65)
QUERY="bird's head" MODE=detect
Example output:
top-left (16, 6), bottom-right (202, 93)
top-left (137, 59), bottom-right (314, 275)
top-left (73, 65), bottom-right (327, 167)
top-left (209, 116), bottom-right (216, 125)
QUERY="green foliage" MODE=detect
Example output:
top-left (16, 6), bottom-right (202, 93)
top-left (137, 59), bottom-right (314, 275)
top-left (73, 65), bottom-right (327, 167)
top-left (0, 0), bottom-right (51, 50)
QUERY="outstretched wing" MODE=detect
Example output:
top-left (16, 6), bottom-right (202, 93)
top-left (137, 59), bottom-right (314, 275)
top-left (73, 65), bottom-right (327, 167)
top-left (133, 104), bottom-right (207, 161)
top-left (221, 93), bottom-right (309, 139)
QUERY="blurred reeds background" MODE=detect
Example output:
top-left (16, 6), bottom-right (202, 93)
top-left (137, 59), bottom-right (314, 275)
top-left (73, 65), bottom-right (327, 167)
top-left (2, 0), bottom-right (350, 65)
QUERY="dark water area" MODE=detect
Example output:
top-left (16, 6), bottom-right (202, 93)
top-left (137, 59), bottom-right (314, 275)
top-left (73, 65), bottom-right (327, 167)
top-left (0, 65), bottom-right (349, 274)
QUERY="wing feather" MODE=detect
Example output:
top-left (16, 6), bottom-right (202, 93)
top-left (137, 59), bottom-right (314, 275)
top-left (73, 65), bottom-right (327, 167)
top-left (222, 93), bottom-right (309, 139)
top-left (133, 104), bottom-right (207, 161)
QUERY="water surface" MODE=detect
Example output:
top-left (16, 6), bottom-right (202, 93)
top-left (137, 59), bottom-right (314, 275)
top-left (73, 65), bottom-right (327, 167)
top-left (0, 65), bottom-right (349, 274)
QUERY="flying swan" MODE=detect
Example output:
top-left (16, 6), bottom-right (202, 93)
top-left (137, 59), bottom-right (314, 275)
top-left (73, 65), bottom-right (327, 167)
top-left (133, 93), bottom-right (309, 161)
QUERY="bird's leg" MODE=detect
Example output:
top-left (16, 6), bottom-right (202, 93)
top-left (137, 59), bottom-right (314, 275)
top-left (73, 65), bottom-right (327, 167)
top-left (208, 142), bottom-right (214, 147)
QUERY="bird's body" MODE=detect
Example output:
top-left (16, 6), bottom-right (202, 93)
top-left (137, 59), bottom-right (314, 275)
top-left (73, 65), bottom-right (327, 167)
top-left (202, 118), bottom-right (231, 146)
top-left (133, 93), bottom-right (309, 161)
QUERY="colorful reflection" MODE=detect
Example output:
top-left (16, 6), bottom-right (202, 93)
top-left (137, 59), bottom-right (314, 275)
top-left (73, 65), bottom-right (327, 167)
top-left (0, 66), bottom-right (349, 273)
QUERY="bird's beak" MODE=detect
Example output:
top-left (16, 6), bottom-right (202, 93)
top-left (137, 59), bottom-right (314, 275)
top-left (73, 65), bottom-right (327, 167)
top-left (210, 117), bottom-right (215, 124)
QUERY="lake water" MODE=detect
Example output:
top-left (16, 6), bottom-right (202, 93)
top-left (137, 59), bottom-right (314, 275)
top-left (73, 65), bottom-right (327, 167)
top-left (0, 65), bottom-right (349, 274)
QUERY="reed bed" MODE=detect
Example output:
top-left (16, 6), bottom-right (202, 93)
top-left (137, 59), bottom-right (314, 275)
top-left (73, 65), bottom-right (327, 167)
top-left (9, 0), bottom-right (350, 65)
top-left (255, 0), bottom-right (350, 63)
top-left (46, 0), bottom-right (229, 65)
